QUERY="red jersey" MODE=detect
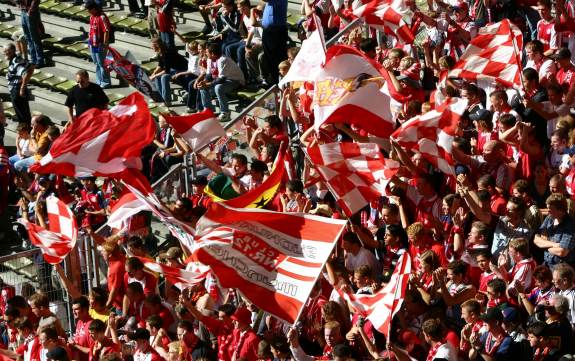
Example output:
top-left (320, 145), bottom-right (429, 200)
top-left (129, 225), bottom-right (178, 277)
top-left (537, 19), bottom-right (559, 52)
top-left (89, 337), bottom-right (120, 361)
top-left (123, 271), bottom-right (158, 297)
top-left (88, 13), bottom-right (111, 48)
top-left (133, 346), bottom-right (164, 361)
top-left (200, 315), bottom-right (235, 361)
top-left (556, 64), bottom-right (575, 94)
top-left (16, 335), bottom-right (41, 361)
top-left (228, 329), bottom-right (260, 361)
top-left (106, 254), bottom-right (126, 309)
top-left (74, 318), bottom-right (94, 361)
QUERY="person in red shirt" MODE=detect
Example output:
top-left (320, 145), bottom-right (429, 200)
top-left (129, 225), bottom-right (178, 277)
top-left (131, 328), bottom-right (165, 361)
top-left (477, 174), bottom-right (507, 216)
top-left (407, 222), bottom-right (449, 269)
top-left (0, 278), bottom-right (14, 317)
top-left (100, 241), bottom-right (126, 310)
top-left (122, 257), bottom-right (158, 315)
top-left (88, 320), bottom-right (121, 361)
top-left (536, 0), bottom-right (560, 55)
top-left (227, 307), bottom-right (260, 361)
top-left (68, 297), bottom-right (94, 361)
top-left (144, 294), bottom-right (175, 332)
top-left (123, 282), bottom-right (150, 327)
top-left (554, 48), bottom-right (575, 104)
top-left (146, 315), bottom-right (171, 356)
top-left (86, 1), bottom-right (112, 88)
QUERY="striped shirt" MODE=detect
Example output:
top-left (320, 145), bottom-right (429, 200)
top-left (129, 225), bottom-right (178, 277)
top-left (6, 55), bottom-right (31, 92)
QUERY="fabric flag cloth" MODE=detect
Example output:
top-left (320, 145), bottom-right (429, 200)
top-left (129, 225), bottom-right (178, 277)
top-left (278, 16), bottom-right (326, 87)
top-left (193, 202), bottom-right (347, 324)
top-left (30, 93), bottom-right (156, 177)
top-left (313, 45), bottom-right (395, 138)
top-left (20, 195), bottom-right (78, 264)
top-left (306, 142), bottom-right (400, 216)
top-left (105, 47), bottom-right (162, 102)
top-left (106, 190), bottom-right (148, 230)
top-left (204, 147), bottom-right (286, 208)
top-left (448, 19), bottom-right (523, 88)
top-left (120, 169), bottom-right (196, 252)
top-left (353, 0), bottom-right (415, 44)
top-left (137, 257), bottom-right (208, 290)
top-left (340, 253), bottom-right (411, 337)
top-left (163, 109), bottom-right (225, 151)
top-left (391, 97), bottom-right (468, 175)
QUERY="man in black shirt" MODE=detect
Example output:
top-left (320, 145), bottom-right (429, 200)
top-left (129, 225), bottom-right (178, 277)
top-left (65, 70), bottom-right (109, 126)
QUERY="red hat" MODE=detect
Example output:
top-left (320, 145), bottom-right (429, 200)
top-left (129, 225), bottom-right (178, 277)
top-left (231, 307), bottom-right (252, 326)
top-left (399, 330), bottom-right (423, 345)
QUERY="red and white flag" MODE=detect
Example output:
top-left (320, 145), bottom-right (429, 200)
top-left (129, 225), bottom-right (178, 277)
top-left (354, 0), bottom-right (415, 44)
top-left (137, 257), bottom-right (208, 290)
top-left (30, 93), bottom-right (156, 177)
top-left (163, 109), bottom-right (225, 151)
top-left (279, 17), bottom-right (326, 87)
top-left (340, 253), bottom-right (411, 337)
top-left (391, 97), bottom-right (468, 175)
top-left (306, 142), bottom-right (400, 216)
top-left (193, 202), bottom-right (347, 324)
top-left (106, 191), bottom-right (148, 230)
top-left (121, 169), bottom-right (196, 252)
top-left (21, 195), bottom-right (78, 264)
top-left (313, 45), bottom-right (395, 138)
top-left (448, 19), bottom-right (523, 88)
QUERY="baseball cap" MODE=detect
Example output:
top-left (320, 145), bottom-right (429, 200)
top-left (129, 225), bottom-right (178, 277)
top-left (469, 109), bottom-right (493, 122)
top-left (129, 327), bottom-right (151, 341)
top-left (46, 346), bottom-right (69, 361)
top-left (455, 164), bottom-right (470, 176)
top-left (553, 47), bottom-right (572, 60)
top-left (480, 308), bottom-right (503, 322)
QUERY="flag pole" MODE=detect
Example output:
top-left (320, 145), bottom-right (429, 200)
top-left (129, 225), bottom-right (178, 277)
top-left (509, 20), bottom-right (526, 98)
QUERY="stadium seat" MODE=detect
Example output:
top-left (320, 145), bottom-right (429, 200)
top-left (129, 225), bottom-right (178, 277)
top-left (55, 79), bottom-right (77, 93)
top-left (30, 70), bottom-right (55, 85)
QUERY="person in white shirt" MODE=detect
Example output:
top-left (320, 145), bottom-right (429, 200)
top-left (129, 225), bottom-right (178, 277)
top-left (552, 263), bottom-right (575, 327)
top-left (342, 232), bottom-right (380, 278)
top-left (172, 40), bottom-right (203, 112)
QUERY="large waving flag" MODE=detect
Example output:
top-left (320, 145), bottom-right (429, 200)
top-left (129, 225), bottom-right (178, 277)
top-left (340, 253), bottom-right (411, 337)
top-left (306, 142), bottom-right (400, 216)
top-left (105, 47), bottom-right (162, 102)
top-left (353, 0), bottom-right (415, 44)
top-left (279, 16), bottom-right (326, 87)
top-left (121, 169), bottom-right (196, 252)
top-left (106, 190), bottom-right (148, 230)
top-left (204, 147), bottom-right (286, 208)
top-left (137, 257), bottom-right (208, 290)
top-left (313, 45), bottom-right (394, 138)
top-left (20, 195), bottom-right (78, 264)
top-left (163, 109), bottom-right (225, 151)
top-left (30, 93), bottom-right (156, 177)
top-left (448, 19), bottom-right (523, 88)
top-left (193, 202), bottom-right (347, 324)
top-left (391, 97), bottom-right (468, 175)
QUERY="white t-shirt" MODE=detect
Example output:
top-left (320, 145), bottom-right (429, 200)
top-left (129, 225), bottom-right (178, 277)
top-left (543, 101), bottom-right (571, 139)
top-left (18, 138), bottom-right (33, 157)
top-left (344, 247), bottom-right (379, 274)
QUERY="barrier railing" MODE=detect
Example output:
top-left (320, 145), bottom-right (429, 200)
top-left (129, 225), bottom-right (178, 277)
top-left (0, 249), bottom-right (74, 333)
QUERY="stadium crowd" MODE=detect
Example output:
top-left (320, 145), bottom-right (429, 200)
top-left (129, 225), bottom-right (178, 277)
top-left (3, 0), bottom-right (575, 358)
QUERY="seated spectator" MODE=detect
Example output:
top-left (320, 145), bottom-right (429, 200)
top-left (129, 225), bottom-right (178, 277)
top-left (527, 322), bottom-right (561, 361)
top-left (8, 122), bottom-right (33, 167)
top-left (172, 41), bottom-right (203, 113)
top-left (197, 43), bottom-right (245, 122)
top-left (149, 38), bottom-right (188, 107)
top-left (469, 308), bottom-right (513, 360)
top-left (13, 114), bottom-right (53, 174)
top-left (212, 0), bottom-right (242, 59)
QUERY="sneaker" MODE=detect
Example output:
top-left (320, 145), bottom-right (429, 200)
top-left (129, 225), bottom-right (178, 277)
top-left (208, 29), bottom-right (219, 37)
top-left (186, 107), bottom-right (197, 113)
top-left (218, 112), bottom-right (231, 122)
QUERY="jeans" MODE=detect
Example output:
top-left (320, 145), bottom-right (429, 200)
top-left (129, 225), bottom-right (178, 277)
top-left (21, 10), bottom-right (44, 65)
top-left (9, 87), bottom-right (31, 124)
top-left (224, 41), bottom-right (249, 79)
top-left (13, 156), bottom-right (36, 172)
top-left (154, 73), bottom-right (173, 104)
top-left (9, 154), bottom-right (23, 166)
top-left (90, 46), bottom-right (111, 88)
top-left (199, 79), bottom-right (241, 113)
top-left (159, 32), bottom-right (175, 49)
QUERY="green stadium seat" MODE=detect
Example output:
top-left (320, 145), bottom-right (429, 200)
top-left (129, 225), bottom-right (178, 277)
top-left (3, 102), bottom-right (15, 118)
top-left (41, 36), bottom-right (62, 48)
top-left (62, 5), bottom-right (86, 17)
top-left (0, 60), bottom-right (8, 75)
top-left (55, 79), bottom-right (77, 93)
top-left (236, 88), bottom-right (265, 100)
top-left (116, 17), bottom-right (144, 30)
top-left (41, 76), bottom-right (68, 89)
top-left (67, 42), bottom-right (90, 58)
top-left (73, 9), bottom-right (90, 20)
top-left (130, 21), bottom-right (149, 35)
top-left (0, 24), bottom-right (15, 38)
top-left (140, 61), bottom-right (158, 74)
top-left (30, 70), bottom-right (55, 85)
top-left (107, 93), bottom-right (125, 104)
top-left (106, 14), bottom-right (125, 25)
top-left (39, 0), bottom-right (59, 10)
top-left (48, 2), bottom-right (75, 13)
top-left (180, 30), bottom-right (204, 41)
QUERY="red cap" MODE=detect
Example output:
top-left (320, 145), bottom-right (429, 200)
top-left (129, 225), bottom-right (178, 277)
top-left (231, 307), bottom-right (252, 326)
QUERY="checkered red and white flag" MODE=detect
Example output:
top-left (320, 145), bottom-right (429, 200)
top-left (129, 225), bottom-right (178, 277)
top-left (391, 97), bottom-right (468, 175)
top-left (448, 19), bottom-right (523, 88)
top-left (306, 142), bottom-right (400, 216)
top-left (340, 252), bottom-right (411, 338)
top-left (353, 0), bottom-right (415, 44)
top-left (21, 195), bottom-right (78, 264)
top-left (137, 257), bottom-right (208, 290)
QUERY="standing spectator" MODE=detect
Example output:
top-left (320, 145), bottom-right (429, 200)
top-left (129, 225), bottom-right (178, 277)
top-left (86, 1), bottom-right (112, 89)
top-left (68, 297), bottom-right (93, 361)
top-left (14, 0), bottom-right (45, 67)
top-left (65, 70), bottom-right (109, 126)
top-left (469, 308), bottom-right (513, 360)
top-left (4, 43), bottom-right (33, 124)
top-left (534, 193), bottom-right (575, 268)
top-left (30, 293), bottom-right (66, 338)
top-left (197, 43), bottom-right (245, 122)
top-left (536, 0), bottom-right (559, 56)
top-left (131, 328), bottom-right (164, 361)
top-left (156, 0), bottom-right (176, 49)
top-left (260, 0), bottom-right (287, 84)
